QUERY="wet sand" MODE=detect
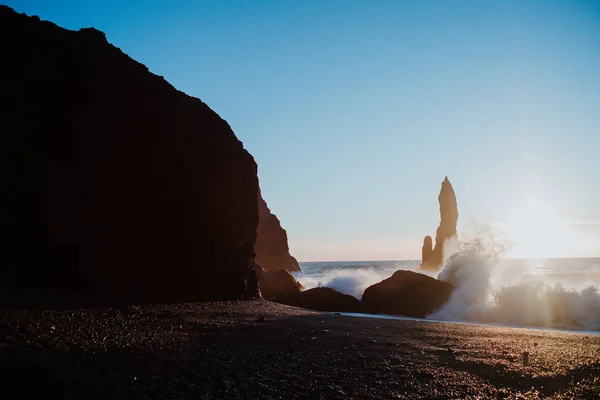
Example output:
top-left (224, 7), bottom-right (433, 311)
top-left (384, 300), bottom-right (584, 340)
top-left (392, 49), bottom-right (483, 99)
top-left (1, 299), bottom-right (598, 399)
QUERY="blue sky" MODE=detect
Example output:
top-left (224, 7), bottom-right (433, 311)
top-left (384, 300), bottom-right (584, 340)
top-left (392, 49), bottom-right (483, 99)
top-left (7, 0), bottom-right (600, 260)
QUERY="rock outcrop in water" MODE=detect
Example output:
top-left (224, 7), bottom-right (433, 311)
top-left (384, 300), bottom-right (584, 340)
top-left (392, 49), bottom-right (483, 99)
top-left (278, 287), bottom-right (362, 313)
top-left (419, 177), bottom-right (458, 270)
top-left (421, 235), bottom-right (434, 266)
top-left (0, 6), bottom-right (260, 302)
top-left (255, 190), bottom-right (300, 272)
top-left (255, 262), bottom-right (303, 298)
top-left (361, 270), bottom-right (454, 318)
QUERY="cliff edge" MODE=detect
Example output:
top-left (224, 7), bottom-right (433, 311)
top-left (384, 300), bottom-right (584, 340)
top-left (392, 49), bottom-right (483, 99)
top-left (255, 190), bottom-right (300, 272)
top-left (0, 6), bottom-right (259, 302)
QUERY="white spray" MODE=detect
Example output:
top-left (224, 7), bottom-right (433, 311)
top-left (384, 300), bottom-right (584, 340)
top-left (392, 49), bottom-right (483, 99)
top-left (296, 267), bottom-right (397, 300)
top-left (428, 234), bottom-right (600, 331)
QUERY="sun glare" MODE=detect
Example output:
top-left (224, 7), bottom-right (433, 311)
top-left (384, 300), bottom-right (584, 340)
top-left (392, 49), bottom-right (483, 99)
top-left (504, 198), bottom-right (579, 259)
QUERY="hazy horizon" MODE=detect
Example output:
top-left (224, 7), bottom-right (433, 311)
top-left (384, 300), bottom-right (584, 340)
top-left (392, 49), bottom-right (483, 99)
top-left (298, 255), bottom-right (600, 263)
top-left (8, 0), bottom-right (600, 261)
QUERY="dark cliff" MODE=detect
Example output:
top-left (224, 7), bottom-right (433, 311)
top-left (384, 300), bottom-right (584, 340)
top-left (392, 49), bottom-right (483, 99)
top-left (0, 6), bottom-right (259, 302)
top-left (255, 190), bottom-right (300, 272)
top-left (419, 177), bottom-right (458, 271)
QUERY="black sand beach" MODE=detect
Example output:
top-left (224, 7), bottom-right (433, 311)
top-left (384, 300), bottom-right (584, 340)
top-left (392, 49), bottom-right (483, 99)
top-left (1, 300), bottom-right (598, 399)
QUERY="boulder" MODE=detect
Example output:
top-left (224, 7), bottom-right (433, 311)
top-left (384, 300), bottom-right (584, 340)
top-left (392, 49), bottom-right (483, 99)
top-left (0, 6), bottom-right (259, 302)
top-left (420, 177), bottom-right (459, 270)
top-left (256, 263), bottom-right (303, 298)
top-left (255, 190), bottom-right (300, 272)
top-left (361, 270), bottom-right (454, 318)
top-left (279, 287), bottom-right (361, 313)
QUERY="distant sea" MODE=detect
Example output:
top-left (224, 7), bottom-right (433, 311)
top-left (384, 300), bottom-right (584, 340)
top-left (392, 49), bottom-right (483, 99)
top-left (293, 258), bottom-right (600, 332)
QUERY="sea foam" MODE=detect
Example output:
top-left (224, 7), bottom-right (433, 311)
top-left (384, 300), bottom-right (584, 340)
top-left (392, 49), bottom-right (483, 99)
top-left (429, 237), bottom-right (600, 331)
top-left (296, 267), bottom-right (391, 299)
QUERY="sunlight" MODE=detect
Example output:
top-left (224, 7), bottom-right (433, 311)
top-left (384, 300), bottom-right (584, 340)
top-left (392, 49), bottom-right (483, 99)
top-left (504, 198), bottom-right (579, 259)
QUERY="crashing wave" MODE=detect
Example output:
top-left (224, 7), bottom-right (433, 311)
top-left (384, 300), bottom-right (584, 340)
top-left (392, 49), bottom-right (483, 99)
top-left (429, 235), bottom-right (600, 331)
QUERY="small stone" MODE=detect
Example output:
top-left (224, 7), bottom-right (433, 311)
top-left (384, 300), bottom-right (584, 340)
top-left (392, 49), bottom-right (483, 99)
top-left (418, 372), bottom-right (434, 380)
top-left (522, 351), bottom-right (530, 365)
top-left (390, 356), bottom-right (402, 366)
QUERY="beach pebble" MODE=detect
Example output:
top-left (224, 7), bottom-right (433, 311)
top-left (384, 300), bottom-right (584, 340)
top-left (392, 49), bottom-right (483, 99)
top-left (390, 356), bottom-right (402, 366)
top-left (522, 351), bottom-right (530, 365)
top-left (328, 384), bottom-right (346, 395)
top-left (417, 372), bottom-right (434, 380)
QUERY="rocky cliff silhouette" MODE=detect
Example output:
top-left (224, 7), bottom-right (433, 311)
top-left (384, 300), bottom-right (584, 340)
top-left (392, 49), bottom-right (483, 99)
top-left (255, 190), bottom-right (300, 272)
top-left (0, 6), bottom-right (261, 302)
top-left (419, 177), bottom-right (458, 271)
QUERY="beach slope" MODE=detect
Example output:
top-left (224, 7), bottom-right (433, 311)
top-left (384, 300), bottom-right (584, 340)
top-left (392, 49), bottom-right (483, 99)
top-left (1, 300), bottom-right (598, 399)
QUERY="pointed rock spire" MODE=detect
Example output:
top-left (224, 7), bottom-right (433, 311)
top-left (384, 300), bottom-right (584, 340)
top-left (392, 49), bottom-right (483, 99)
top-left (419, 177), bottom-right (458, 270)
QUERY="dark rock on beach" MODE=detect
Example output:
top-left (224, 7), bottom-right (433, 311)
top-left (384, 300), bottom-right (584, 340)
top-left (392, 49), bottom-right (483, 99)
top-left (420, 177), bottom-right (459, 271)
top-left (255, 263), bottom-right (304, 298)
top-left (255, 190), bottom-right (300, 272)
top-left (279, 287), bottom-right (362, 313)
top-left (0, 6), bottom-right (259, 302)
top-left (361, 270), bottom-right (454, 318)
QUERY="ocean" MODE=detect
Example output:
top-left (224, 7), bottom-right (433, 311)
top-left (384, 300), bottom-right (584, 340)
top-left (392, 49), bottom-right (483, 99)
top-left (293, 257), bottom-right (600, 332)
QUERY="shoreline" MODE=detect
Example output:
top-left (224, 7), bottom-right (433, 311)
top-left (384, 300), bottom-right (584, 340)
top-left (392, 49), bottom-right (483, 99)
top-left (2, 299), bottom-right (598, 398)
top-left (340, 312), bottom-right (600, 336)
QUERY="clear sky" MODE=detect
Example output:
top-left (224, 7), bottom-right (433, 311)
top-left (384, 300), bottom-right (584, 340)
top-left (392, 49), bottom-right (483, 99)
top-left (7, 0), bottom-right (600, 260)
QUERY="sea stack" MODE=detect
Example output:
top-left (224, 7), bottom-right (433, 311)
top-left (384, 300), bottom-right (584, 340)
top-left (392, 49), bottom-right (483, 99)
top-left (255, 190), bottom-right (300, 272)
top-left (0, 6), bottom-right (260, 302)
top-left (419, 177), bottom-right (458, 270)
